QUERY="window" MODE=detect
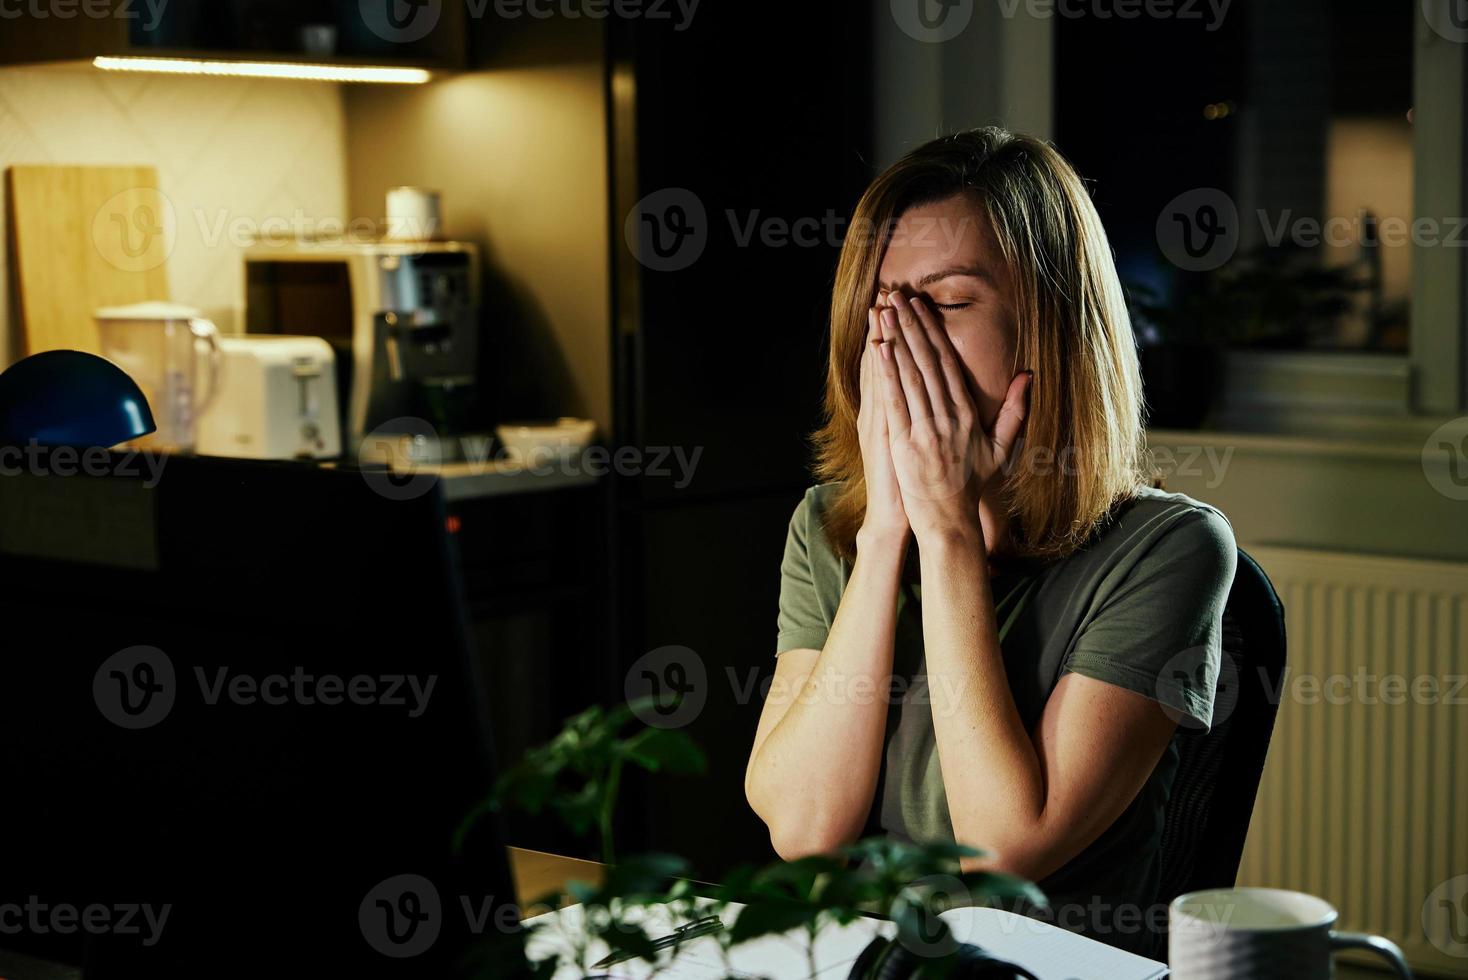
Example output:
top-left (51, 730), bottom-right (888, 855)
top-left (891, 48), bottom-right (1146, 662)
top-left (1056, 0), bottom-right (1414, 355)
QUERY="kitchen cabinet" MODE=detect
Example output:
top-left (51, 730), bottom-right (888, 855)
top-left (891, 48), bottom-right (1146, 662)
top-left (0, 0), bottom-right (467, 72)
top-left (448, 477), bottom-right (615, 861)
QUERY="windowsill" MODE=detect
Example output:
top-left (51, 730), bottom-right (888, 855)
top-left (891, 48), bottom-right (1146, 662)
top-left (1216, 349), bottom-right (1412, 418)
top-left (1156, 349), bottom-right (1456, 450)
top-left (1146, 425), bottom-right (1435, 462)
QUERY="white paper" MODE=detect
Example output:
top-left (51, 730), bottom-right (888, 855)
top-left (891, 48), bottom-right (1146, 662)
top-left (524, 900), bottom-right (1168, 979)
top-left (938, 906), bottom-right (1169, 980)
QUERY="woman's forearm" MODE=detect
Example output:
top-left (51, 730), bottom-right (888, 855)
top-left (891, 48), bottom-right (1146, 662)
top-left (917, 525), bottom-right (1046, 867)
top-left (746, 528), bottom-right (908, 855)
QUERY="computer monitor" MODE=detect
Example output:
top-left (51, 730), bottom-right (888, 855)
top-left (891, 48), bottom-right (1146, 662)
top-left (0, 454), bottom-right (520, 977)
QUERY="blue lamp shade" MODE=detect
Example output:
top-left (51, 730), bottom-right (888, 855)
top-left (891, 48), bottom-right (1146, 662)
top-left (0, 350), bottom-right (157, 448)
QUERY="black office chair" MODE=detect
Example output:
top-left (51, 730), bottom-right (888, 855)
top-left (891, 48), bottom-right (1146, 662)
top-left (1157, 548), bottom-right (1287, 907)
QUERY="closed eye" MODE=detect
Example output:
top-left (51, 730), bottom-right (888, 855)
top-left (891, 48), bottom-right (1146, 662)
top-left (935, 302), bottom-right (972, 312)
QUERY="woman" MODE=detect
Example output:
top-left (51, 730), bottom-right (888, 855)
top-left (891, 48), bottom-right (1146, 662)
top-left (743, 128), bottom-right (1235, 955)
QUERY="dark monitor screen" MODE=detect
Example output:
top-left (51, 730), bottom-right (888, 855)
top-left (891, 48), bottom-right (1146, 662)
top-left (0, 454), bottom-right (518, 977)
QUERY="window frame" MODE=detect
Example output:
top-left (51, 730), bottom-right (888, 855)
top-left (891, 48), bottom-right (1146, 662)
top-left (1411, 0), bottom-right (1468, 416)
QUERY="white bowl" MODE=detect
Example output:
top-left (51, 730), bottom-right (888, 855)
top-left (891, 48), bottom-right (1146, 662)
top-left (494, 417), bottom-right (597, 466)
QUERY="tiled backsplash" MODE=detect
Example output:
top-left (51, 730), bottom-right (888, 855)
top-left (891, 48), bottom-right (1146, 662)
top-left (0, 66), bottom-right (349, 365)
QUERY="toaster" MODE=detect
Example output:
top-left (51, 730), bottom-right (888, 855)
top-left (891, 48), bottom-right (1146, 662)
top-left (197, 336), bottom-right (342, 460)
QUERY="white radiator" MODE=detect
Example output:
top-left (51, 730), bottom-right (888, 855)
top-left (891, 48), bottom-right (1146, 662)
top-left (1237, 546), bottom-right (1468, 977)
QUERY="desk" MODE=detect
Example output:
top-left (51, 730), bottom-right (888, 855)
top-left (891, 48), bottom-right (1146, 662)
top-left (508, 845), bottom-right (605, 907)
top-left (0, 851), bottom-right (1169, 979)
top-left (512, 849), bottom-right (1170, 979)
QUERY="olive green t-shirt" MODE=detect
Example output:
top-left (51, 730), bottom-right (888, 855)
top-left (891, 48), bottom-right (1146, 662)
top-left (774, 484), bottom-right (1236, 955)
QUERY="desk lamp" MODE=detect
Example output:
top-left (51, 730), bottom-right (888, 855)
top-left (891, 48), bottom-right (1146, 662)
top-left (0, 350), bottom-right (155, 447)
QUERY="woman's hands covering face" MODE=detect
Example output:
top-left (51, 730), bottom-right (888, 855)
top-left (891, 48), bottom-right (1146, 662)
top-left (869, 290), bottom-right (1032, 542)
top-left (856, 292), bottom-right (909, 540)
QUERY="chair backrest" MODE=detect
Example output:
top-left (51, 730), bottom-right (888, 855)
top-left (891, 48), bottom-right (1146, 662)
top-left (1157, 547), bottom-right (1287, 906)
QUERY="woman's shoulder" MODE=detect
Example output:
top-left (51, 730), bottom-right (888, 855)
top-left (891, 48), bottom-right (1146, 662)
top-left (785, 483), bottom-right (842, 546)
top-left (1079, 485), bottom-right (1237, 583)
top-left (1112, 485), bottom-right (1234, 545)
top-left (781, 484), bottom-right (849, 588)
top-left (799, 482), bottom-right (844, 516)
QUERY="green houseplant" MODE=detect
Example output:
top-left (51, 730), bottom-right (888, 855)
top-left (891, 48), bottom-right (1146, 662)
top-left (460, 700), bottom-right (1047, 978)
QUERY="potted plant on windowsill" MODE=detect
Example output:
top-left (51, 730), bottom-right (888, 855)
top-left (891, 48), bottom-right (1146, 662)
top-left (460, 700), bottom-right (1047, 979)
top-left (1129, 246), bottom-right (1374, 430)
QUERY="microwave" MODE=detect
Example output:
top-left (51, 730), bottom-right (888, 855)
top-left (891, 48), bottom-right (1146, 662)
top-left (242, 241), bottom-right (481, 450)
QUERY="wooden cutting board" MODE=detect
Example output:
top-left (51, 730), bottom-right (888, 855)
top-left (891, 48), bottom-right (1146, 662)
top-left (7, 165), bottom-right (172, 356)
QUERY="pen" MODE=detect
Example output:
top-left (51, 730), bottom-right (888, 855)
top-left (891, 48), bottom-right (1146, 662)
top-left (590, 913), bottom-right (726, 969)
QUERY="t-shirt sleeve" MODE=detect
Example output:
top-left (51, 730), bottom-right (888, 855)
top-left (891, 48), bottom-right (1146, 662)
top-left (776, 490), bottom-right (831, 655)
top-left (1062, 508), bottom-right (1238, 730)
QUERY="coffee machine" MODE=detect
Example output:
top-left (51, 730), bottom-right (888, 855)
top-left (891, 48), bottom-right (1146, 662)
top-left (242, 241), bottom-right (482, 454)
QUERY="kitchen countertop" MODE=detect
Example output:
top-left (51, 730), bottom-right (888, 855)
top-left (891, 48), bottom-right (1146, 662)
top-left (316, 457), bottom-right (602, 501)
top-left (430, 458), bottom-right (602, 501)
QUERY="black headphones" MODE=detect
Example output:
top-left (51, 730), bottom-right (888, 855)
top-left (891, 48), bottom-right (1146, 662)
top-left (849, 936), bottom-right (1042, 980)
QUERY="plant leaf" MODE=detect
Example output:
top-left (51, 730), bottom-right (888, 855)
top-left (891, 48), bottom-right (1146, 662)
top-left (620, 728), bottom-right (708, 775)
top-left (598, 921), bottom-right (659, 964)
top-left (727, 900), bottom-right (820, 944)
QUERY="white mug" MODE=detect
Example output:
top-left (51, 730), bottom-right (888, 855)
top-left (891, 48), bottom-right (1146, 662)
top-left (384, 187), bottom-right (442, 242)
top-left (1170, 888), bottom-right (1412, 979)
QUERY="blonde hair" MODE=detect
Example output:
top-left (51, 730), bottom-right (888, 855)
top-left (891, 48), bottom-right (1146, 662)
top-left (812, 127), bottom-right (1147, 563)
